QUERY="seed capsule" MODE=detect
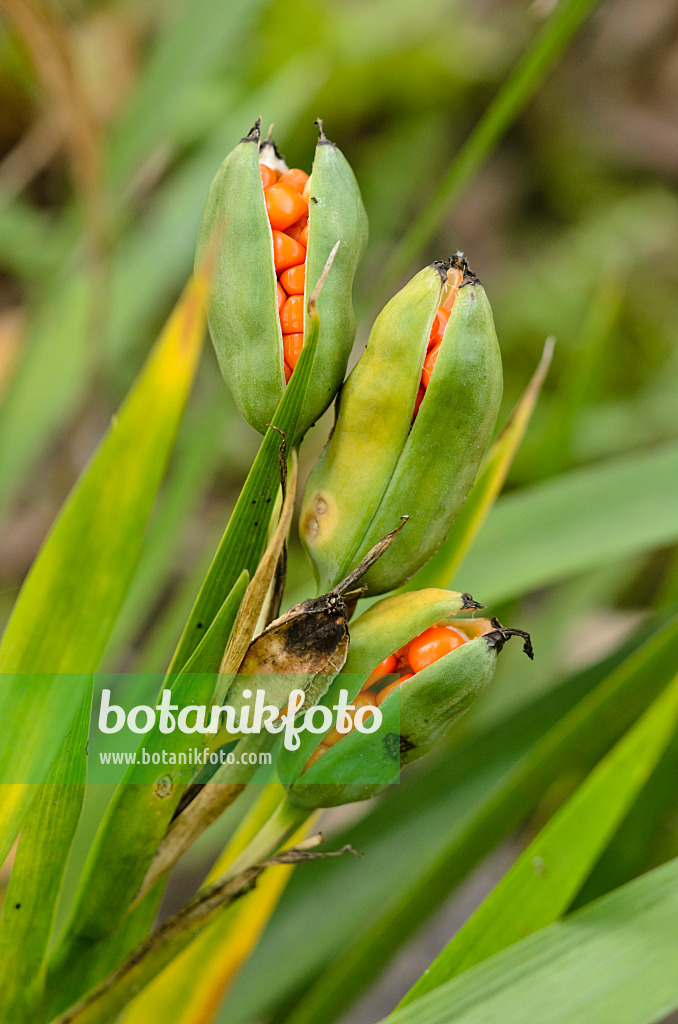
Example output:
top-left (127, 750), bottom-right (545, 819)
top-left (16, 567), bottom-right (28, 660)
top-left (278, 588), bottom-right (483, 796)
top-left (196, 119), bottom-right (368, 437)
top-left (282, 603), bottom-right (532, 809)
top-left (300, 255), bottom-right (503, 594)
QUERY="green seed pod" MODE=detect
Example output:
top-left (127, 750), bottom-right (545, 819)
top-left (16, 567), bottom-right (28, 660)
top-left (283, 617), bottom-right (532, 810)
top-left (300, 257), bottom-right (503, 594)
top-left (278, 588), bottom-right (483, 802)
top-left (196, 119), bottom-right (367, 437)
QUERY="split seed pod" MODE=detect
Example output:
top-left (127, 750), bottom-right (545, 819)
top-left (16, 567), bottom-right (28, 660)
top-left (196, 119), bottom-right (368, 436)
top-left (300, 257), bottom-right (503, 594)
top-left (281, 599), bottom-right (532, 809)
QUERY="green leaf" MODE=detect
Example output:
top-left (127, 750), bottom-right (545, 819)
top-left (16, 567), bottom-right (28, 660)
top-left (407, 337), bottom-right (554, 591)
top-left (398, 669), bottom-right (678, 1007)
top-left (0, 691), bottom-right (90, 1024)
top-left (376, 856), bottom-right (678, 1024)
top-left (55, 572), bottom-right (248, 926)
top-left (376, 0), bottom-right (603, 296)
top-left (264, 616), bottom-right (678, 1024)
top-left (457, 441), bottom-right (678, 604)
top-left (0, 276), bottom-right (205, 675)
top-left (0, 275), bottom-right (204, 861)
top-left (47, 571), bottom-right (249, 1012)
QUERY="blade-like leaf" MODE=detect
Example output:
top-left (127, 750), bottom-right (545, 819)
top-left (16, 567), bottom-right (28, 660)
top-left (458, 440), bottom-right (678, 604)
top-left (376, 856), bottom-right (678, 1024)
top-left (398, 668), bottom-right (678, 1007)
top-left (407, 337), bottom-right (554, 591)
top-left (0, 691), bottom-right (90, 1023)
top-left (48, 571), bottom-right (249, 1007)
top-left (0, 274), bottom-right (206, 863)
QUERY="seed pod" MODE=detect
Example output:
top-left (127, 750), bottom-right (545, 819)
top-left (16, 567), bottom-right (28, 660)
top-left (300, 256), bottom-right (503, 594)
top-left (196, 119), bottom-right (368, 436)
top-left (283, 618), bottom-right (532, 810)
top-left (277, 587), bottom-right (483, 794)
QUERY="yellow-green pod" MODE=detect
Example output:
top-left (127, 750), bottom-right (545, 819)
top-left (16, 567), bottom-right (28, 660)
top-left (283, 620), bottom-right (532, 809)
top-left (300, 258), bottom-right (503, 594)
top-left (300, 265), bottom-right (441, 590)
top-left (358, 275), bottom-right (503, 593)
top-left (196, 120), bottom-right (367, 437)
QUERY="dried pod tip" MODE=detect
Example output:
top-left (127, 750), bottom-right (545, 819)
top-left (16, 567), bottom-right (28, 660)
top-left (242, 118), bottom-right (261, 144)
top-left (433, 253), bottom-right (479, 287)
top-left (315, 118), bottom-right (334, 146)
top-left (485, 620), bottom-right (534, 659)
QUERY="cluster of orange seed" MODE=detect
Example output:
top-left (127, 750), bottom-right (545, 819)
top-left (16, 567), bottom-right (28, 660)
top-left (260, 163), bottom-right (311, 381)
top-left (305, 623), bottom-right (468, 768)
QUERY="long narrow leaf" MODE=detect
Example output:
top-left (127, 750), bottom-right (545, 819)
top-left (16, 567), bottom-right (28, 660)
top-left (0, 693), bottom-right (90, 1023)
top-left (49, 571), bottom-right (249, 1002)
top-left (0, 274), bottom-right (206, 864)
top-left (398, 669), bottom-right (678, 1007)
top-left (377, 856), bottom-right (678, 1024)
top-left (458, 440), bottom-right (678, 604)
top-left (123, 787), bottom-right (317, 1024)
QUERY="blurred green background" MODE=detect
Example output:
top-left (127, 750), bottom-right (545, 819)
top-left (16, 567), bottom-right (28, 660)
top-left (1, 0), bottom-right (678, 1021)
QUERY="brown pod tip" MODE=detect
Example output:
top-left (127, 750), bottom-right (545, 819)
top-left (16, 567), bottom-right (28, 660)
top-left (241, 118), bottom-right (261, 144)
top-left (433, 253), bottom-right (479, 287)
